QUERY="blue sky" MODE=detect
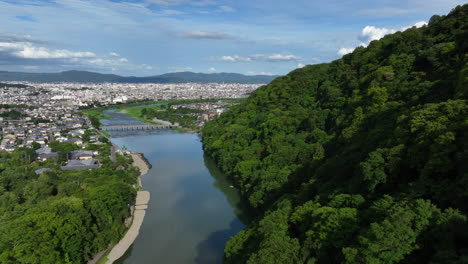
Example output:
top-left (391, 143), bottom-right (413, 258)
top-left (0, 0), bottom-right (464, 76)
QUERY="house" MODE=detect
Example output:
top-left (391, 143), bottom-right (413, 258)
top-left (89, 135), bottom-right (99, 142)
top-left (55, 136), bottom-right (68, 142)
top-left (35, 146), bottom-right (58, 160)
top-left (34, 138), bottom-right (47, 145)
top-left (69, 150), bottom-right (93, 160)
top-left (36, 146), bottom-right (52, 155)
top-left (38, 152), bottom-right (58, 161)
top-left (65, 138), bottom-right (83, 145)
top-left (4, 144), bottom-right (16, 152)
top-left (68, 129), bottom-right (85, 137)
top-left (61, 159), bottom-right (101, 170)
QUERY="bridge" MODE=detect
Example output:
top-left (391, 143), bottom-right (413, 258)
top-left (101, 124), bottom-right (176, 131)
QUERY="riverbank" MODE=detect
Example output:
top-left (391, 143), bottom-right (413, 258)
top-left (103, 153), bottom-right (152, 264)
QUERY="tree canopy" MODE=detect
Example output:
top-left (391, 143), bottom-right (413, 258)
top-left (0, 145), bottom-right (138, 263)
top-left (202, 5), bottom-right (468, 263)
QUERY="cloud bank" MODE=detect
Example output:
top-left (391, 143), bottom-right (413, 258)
top-left (220, 53), bottom-right (301, 62)
top-left (0, 31), bottom-right (153, 73)
top-left (178, 31), bottom-right (233, 39)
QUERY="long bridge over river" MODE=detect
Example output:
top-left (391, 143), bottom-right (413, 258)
top-left (101, 124), bottom-right (176, 131)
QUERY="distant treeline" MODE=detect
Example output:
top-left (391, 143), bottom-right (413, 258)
top-left (0, 82), bottom-right (32, 88)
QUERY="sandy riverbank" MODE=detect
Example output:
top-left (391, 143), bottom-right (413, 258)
top-left (104, 153), bottom-right (151, 264)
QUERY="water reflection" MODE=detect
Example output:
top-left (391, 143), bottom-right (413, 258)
top-left (203, 156), bottom-right (252, 224)
top-left (108, 130), bottom-right (249, 264)
top-left (101, 110), bottom-right (250, 264)
top-left (101, 109), bottom-right (147, 126)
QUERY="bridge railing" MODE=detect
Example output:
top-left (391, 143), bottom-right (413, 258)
top-left (101, 125), bottom-right (174, 131)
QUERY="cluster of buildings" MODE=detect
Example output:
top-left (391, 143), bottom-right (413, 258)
top-left (0, 114), bottom-right (85, 152)
top-left (0, 80), bottom-right (261, 156)
top-left (0, 82), bottom-right (261, 108)
top-left (170, 101), bottom-right (239, 127)
top-left (0, 111), bottom-right (105, 172)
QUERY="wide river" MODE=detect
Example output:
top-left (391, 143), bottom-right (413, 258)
top-left (101, 109), bottom-right (249, 264)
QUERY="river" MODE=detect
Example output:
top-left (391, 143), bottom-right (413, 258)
top-left (101, 109), bottom-right (249, 264)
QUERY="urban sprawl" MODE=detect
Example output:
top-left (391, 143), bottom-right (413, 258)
top-left (0, 82), bottom-right (261, 163)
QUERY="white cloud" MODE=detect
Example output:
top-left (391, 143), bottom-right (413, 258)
top-left (337, 21), bottom-right (428, 57)
top-left (220, 55), bottom-right (252, 62)
top-left (207, 67), bottom-right (217, 72)
top-left (401, 21), bottom-right (427, 31)
top-left (413, 21), bottom-right (428, 28)
top-left (297, 63), bottom-right (306, 68)
top-left (0, 41), bottom-right (96, 59)
top-left (177, 31), bottom-right (232, 39)
top-left (361, 26), bottom-right (396, 42)
top-left (220, 53), bottom-right (301, 62)
top-left (337, 47), bottom-right (355, 56)
top-left (0, 32), bottom-right (159, 74)
top-left (246, 71), bottom-right (275, 76)
top-left (261, 53), bottom-right (300, 61)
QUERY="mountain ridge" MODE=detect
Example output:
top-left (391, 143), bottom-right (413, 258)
top-left (0, 70), bottom-right (278, 84)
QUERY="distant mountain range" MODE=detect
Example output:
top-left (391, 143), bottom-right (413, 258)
top-left (0, 70), bottom-right (278, 84)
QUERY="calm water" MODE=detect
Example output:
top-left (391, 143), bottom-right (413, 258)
top-left (102, 110), bottom-right (249, 264)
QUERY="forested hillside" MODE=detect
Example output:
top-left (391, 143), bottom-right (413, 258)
top-left (0, 145), bottom-right (138, 263)
top-left (202, 5), bottom-right (468, 264)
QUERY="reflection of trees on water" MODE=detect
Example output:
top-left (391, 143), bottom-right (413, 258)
top-left (101, 109), bottom-right (147, 126)
top-left (203, 154), bottom-right (253, 225)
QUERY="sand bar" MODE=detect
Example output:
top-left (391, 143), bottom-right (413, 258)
top-left (104, 153), bottom-right (151, 264)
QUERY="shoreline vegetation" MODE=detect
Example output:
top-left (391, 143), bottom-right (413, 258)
top-left (91, 153), bottom-right (152, 264)
top-left (82, 113), bottom-right (153, 264)
top-left (0, 127), bottom-right (140, 263)
top-left (81, 98), bottom-right (244, 133)
top-left (202, 6), bottom-right (468, 263)
top-left (104, 153), bottom-right (151, 264)
top-left (80, 98), bottom-right (239, 263)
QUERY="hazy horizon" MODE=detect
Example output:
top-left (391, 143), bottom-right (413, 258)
top-left (0, 0), bottom-right (464, 76)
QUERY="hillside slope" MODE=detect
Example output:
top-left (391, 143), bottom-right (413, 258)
top-left (202, 5), bottom-right (468, 264)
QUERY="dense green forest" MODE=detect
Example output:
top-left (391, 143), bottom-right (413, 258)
top-left (202, 5), bottom-right (468, 264)
top-left (0, 144), bottom-right (139, 263)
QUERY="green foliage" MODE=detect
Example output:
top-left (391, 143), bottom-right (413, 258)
top-left (0, 146), bottom-right (138, 264)
top-left (202, 5), bottom-right (468, 264)
top-left (139, 106), bottom-right (203, 129)
top-left (0, 110), bottom-right (27, 120)
top-left (90, 116), bottom-right (101, 129)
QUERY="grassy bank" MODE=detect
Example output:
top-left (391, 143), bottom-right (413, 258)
top-left (82, 108), bottom-right (112, 120)
top-left (81, 98), bottom-right (245, 132)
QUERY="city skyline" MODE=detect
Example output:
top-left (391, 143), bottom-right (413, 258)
top-left (0, 0), bottom-right (464, 76)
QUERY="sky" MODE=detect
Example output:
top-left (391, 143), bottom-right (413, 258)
top-left (0, 0), bottom-right (464, 76)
